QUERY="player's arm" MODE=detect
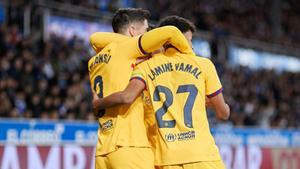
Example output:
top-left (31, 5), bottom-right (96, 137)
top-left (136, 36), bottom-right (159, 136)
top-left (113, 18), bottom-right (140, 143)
top-left (205, 59), bottom-right (230, 120)
top-left (93, 79), bottom-right (145, 111)
top-left (137, 26), bottom-right (194, 56)
top-left (89, 32), bottom-right (128, 53)
top-left (120, 26), bottom-right (194, 59)
top-left (93, 66), bottom-right (147, 112)
top-left (90, 26), bottom-right (193, 58)
top-left (207, 91), bottom-right (230, 120)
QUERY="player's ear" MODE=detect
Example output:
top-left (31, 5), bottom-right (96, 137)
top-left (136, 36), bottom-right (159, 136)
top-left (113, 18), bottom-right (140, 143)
top-left (128, 25), bottom-right (135, 37)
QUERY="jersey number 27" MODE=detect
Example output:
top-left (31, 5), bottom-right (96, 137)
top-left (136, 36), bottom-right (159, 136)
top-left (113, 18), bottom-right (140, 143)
top-left (153, 84), bottom-right (198, 128)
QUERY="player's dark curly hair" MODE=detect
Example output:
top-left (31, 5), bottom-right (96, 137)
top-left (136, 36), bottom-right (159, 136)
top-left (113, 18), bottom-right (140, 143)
top-left (112, 8), bottom-right (150, 33)
top-left (158, 15), bottom-right (196, 33)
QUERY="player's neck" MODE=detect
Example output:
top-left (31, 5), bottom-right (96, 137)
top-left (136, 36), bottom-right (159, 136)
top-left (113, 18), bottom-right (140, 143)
top-left (164, 46), bottom-right (179, 56)
top-left (119, 31), bottom-right (131, 37)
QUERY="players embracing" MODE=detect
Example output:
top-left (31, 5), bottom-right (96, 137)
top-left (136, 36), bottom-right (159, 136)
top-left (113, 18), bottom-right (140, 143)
top-left (89, 8), bottom-right (230, 169)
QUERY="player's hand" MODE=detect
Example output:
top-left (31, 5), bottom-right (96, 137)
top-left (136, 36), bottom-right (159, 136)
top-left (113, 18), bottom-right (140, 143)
top-left (95, 109), bottom-right (105, 118)
top-left (92, 99), bottom-right (106, 118)
top-left (92, 93), bottom-right (106, 118)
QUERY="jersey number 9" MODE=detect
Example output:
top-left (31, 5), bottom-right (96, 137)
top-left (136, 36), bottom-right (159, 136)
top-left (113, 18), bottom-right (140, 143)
top-left (93, 75), bottom-right (104, 98)
top-left (93, 75), bottom-right (105, 117)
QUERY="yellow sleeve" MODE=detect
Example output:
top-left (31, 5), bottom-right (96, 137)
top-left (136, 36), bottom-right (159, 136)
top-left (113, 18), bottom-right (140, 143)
top-left (139, 26), bottom-right (194, 55)
top-left (120, 26), bottom-right (194, 59)
top-left (89, 32), bottom-right (128, 53)
top-left (205, 59), bottom-right (223, 98)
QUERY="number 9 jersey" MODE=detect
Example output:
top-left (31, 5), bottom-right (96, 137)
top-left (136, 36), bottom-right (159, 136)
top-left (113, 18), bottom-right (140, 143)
top-left (88, 34), bottom-right (152, 156)
top-left (130, 48), bottom-right (223, 166)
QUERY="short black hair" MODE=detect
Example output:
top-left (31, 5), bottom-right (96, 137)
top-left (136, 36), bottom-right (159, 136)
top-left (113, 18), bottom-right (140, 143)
top-left (158, 15), bottom-right (196, 33)
top-left (147, 24), bottom-right (156, 32)
top-left (112, 8), bottom-right (150, 33)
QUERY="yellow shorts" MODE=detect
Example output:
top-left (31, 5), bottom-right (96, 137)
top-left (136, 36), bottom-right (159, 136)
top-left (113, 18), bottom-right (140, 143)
top-left (156, 160), bottom-right (226, 169)
top-left (95, 147), bottom-right (154, 169)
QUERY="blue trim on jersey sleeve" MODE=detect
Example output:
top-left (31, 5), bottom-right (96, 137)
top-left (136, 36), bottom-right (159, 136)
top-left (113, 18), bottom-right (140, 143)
top-left (138, 35), bottom-right (149, 55)
top-left (130, 77), bottom-right (147, 90)
top-left (207, 88), bottom-right (223, 98)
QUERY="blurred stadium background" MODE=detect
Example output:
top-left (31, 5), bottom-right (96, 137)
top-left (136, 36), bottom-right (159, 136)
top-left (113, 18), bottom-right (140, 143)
top-left (0, 0), bottom-right (299, 169)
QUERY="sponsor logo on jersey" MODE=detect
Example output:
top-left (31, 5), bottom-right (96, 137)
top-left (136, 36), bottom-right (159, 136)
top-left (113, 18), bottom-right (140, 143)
top-left (165, 130), bottom-right (196, 142)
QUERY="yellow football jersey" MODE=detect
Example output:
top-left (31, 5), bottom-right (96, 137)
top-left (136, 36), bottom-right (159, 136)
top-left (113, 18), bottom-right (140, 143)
top-left (88, 26), bottom-right (193, 156)
top-left (131, 48), bottom-right (223, 165)
top-left (89, 35), bottom-right (149, 156)
top-left (141, 90), bottom-right (156, 152)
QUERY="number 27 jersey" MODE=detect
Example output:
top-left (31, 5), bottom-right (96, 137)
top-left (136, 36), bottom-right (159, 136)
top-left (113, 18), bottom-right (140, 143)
top-left (131, 50), bottom-right (223, 165)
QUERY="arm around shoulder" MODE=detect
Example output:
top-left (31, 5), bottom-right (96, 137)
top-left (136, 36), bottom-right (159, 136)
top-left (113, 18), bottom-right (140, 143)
top-left (139, 26), bottom-right (193, 55)
top-left (92, 79), bottom-right (145, 114)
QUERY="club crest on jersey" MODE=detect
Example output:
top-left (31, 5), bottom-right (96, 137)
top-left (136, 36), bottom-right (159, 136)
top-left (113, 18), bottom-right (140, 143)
top-left (100, 119), bottom-right (113, 132)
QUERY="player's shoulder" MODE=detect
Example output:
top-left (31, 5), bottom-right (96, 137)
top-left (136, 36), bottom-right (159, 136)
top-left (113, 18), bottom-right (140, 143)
top-left (193, 55), bottom-right (210, 62)
top-left (193, 56), bottom-right (215, 66)
top-left (90, 32), bottom-right (128, 44)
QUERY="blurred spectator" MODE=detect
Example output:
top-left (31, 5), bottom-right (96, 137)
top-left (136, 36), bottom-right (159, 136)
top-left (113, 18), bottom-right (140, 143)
top-left (216, 62), bottom-right (300, 128)
top-left (140, 0), bottom-right (300, 47)
top-left (0, 1), bottom-right (5, 24)
top-left (5, 0), bottom-right (298, 47)
top-left (0, 23), bottom-right (94, 121)
top-left (6, 0), bottom-right (26, 30)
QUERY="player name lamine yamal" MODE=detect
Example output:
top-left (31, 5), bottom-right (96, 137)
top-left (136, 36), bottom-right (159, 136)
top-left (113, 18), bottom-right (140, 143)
top-left (148, 62), bottom-right (201, 81)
